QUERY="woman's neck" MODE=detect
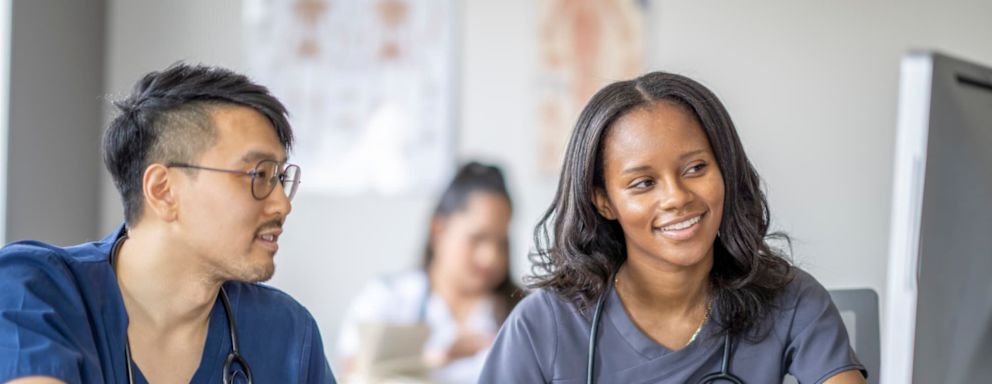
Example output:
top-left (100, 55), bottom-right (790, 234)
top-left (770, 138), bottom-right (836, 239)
top-left (427, 266), bottom-right (485, 323)
top-left (616, 252), bottom-right (713, 317)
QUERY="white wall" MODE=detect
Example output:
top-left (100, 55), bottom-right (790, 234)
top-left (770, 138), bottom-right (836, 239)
top-left (100, 0), bottom-right (992, 357)
top-left (100, 0), bottom-right (245, 230)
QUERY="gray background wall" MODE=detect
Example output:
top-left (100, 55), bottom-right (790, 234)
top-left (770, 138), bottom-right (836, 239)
top-left (4, 0), bottom-right (105, 245)
top-left (3, 0), bottom-right (990, 362)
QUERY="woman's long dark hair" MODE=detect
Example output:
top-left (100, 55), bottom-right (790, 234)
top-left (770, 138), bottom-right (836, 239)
top-left (423, 161), bottom-right (524, 323)
top-left (529, 72), bottom-right (793, 337)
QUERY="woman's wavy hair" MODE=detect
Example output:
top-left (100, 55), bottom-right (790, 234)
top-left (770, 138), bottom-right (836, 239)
top-left (529, 71), bottom-right (793, 336)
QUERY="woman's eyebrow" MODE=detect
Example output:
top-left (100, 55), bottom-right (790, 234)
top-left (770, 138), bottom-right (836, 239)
top-left (679, 148), bottom-right (707, 161)
top-left (619, 148), bottom-right (710, 175)
top-left (621, 165), bottom-right (652, 175)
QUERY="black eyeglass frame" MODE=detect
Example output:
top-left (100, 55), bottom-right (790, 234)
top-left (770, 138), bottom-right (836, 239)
top-left (166, 159), bottom-right (301, 201)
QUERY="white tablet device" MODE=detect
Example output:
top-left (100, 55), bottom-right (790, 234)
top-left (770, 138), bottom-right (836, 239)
top-left (353, 323), bottom-right (432, 381)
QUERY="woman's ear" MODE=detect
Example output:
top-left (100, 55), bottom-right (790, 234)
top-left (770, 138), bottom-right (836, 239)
top-left (430, 215), bottom-right (447, 240)
top-left (592, 188), bottom-right (617, 220)
top-left (143, 164), bottom-right (179, 222)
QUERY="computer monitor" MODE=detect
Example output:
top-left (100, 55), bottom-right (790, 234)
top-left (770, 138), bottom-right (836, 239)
top-left (884, 51), bottom-right (992, 384)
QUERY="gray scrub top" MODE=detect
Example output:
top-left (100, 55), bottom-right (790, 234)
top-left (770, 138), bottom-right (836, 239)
top-left (479, 268), bottom-right (865, 383)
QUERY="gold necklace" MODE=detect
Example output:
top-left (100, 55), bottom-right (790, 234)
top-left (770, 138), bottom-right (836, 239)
top-left (686, 298), bottom-right (711, 345)
top-left (615, 273), bottom-right (711, 347)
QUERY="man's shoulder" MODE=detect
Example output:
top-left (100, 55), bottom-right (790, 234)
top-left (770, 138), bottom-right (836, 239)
top-left (0, 240), bottom-right (76, 280)
top-left (1, 234), bottom-right (114, 266)
top-left (0, 237), bottom-right (119, 314)
top-left (225, 282), bottom-right (315, 321)
top-left (1, 239), bottom-right (67, 260)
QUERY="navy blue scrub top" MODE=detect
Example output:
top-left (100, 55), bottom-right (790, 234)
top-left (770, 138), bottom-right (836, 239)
top-left (0, 226), bottom-right (336, 383)
top-left (480, 268), bottom-right (866, 383)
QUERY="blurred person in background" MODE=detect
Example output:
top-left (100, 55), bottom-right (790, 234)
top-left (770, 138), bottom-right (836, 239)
top-left (336, 161), bottom-right (523, 383)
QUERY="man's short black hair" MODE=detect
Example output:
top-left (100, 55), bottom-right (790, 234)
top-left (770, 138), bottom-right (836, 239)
top-left (103, 63), bottom-right (293, 225)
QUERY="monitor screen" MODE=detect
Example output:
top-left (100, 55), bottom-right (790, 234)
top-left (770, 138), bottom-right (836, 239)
top-left (884, 51), bottom-right (992, 384)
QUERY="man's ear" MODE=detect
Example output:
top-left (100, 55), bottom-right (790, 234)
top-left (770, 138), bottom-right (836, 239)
top-left (592, 188), bottom-right (617, 220)
top-left (142, 164), bottom-right (179, 222)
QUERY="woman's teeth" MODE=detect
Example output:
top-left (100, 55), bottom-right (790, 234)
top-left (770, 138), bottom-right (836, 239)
top-left (662, 215), bottom-right (701, 231)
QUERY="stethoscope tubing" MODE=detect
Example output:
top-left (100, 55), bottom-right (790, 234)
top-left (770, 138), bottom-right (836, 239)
top-left (112, 233), bottom-right (252, 384)
top-left (585, 272), bottom-right (745, 384)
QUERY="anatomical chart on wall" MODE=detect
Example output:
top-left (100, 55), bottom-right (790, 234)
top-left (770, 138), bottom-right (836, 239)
top-left (244, 0), bottom-right (456, 195)
top-left (537, 0), bottom-right (644, 172)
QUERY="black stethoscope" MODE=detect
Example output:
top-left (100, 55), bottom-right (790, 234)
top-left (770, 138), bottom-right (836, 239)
top-left (110, 233), bottom-right (253, 384)
top-left (586, 271), bottom-right (745, 384)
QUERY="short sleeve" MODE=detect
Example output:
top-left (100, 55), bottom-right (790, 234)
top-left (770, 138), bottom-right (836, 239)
top-left (784, 271), bottom-right (867, 383)
top-left (303, 313), bottom-right (337, 383)
top-left (478, 291), bottom-right (556, 384)
top-left (0, 244), bottom-right (85, 382)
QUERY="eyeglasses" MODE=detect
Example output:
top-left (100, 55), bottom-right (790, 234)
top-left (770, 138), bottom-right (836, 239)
top-left (167, 159), bottom-right (301, 201)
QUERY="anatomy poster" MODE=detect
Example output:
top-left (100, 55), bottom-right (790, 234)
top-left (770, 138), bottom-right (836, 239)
top-left (244, 0), bottom-right (456, 195)
top-left (537, 0), bottom-right (644, 172)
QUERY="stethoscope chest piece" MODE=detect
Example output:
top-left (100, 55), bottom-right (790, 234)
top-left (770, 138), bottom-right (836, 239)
top-left (223, 350), bottom-right (253, 384)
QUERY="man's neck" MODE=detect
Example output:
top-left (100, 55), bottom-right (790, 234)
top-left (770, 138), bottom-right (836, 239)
top-left (113, 224), bottom-right (222, 381)
top-left (114, 225), bottom-right (220, 334)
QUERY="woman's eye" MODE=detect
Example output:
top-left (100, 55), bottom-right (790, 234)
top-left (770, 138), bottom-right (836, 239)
top-left (631, 178), bottom-right (655, 189)
top-left (685, 163), bottom-right (707, 175)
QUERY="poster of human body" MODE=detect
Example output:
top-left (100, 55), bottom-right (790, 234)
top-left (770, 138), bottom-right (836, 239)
top-left (244, 0), bottom-right (456, 195)
top-left (537, 0), bottom-right (644, 172)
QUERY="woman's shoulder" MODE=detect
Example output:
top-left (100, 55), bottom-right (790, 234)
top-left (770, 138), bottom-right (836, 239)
top-left (507, 288), bottom-right (591, 330)
top-left (484, 289), bottom-right (573, 383)
top-left (493, 289), bottom-right (571, 364)
top-left (769, 266), bottom-right (844, 336)
top-left (763, 267), bottom-right (867, 381)
top-left (516, 288), bottom-right (575, 313)
top-left (779, 267), bottom-right (833, 307)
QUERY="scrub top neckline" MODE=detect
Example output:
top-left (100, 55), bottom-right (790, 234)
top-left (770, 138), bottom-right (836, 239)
top-left (605, 284), bottom-right (720, 361)
top-left (107, 227), bottom-right (233, 383)
top-left (129, 290), bottom-right (230, 383)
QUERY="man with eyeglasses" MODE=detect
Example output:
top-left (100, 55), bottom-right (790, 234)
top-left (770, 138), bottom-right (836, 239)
top-left (0, 64), bottom-right (335, 383)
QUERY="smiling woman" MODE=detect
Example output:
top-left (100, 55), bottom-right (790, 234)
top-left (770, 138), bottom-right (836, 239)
top-left (535, 73), bottom-right (793, 336)
top-left (479, 72), bottom-right (867, 383)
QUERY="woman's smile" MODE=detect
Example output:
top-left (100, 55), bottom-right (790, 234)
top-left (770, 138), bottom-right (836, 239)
top-left (655, 212), bottom-right (706, 241)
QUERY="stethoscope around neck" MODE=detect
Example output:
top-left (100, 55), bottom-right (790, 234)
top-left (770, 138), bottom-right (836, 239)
top-left (585, 270), bottom-right (745, 384)
top-left (110, 233), bottom-right (253, 384)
